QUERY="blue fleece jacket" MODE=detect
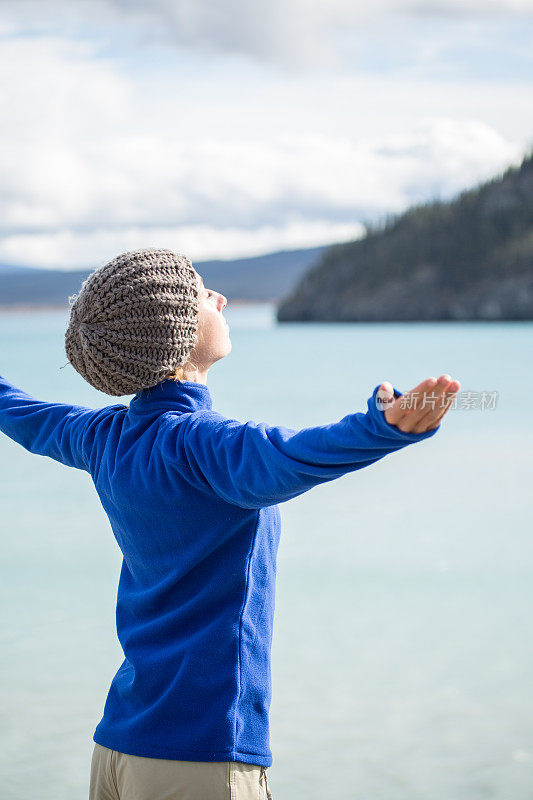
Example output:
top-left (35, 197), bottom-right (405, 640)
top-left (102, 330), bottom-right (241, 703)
top-left (0, 374), bottom-right (439, 766)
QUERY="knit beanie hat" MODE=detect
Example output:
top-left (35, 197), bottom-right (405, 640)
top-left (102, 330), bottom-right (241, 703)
top-left (65, 248), bottom-right (200, 396)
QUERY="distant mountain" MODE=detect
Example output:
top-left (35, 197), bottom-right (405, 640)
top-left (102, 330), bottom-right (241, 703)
top-left (277, 152), bottom-right (533, 322)
top-left (196, 246), bottom-right (328, 301)
top-left (0, 245), bottom-right (328, 308)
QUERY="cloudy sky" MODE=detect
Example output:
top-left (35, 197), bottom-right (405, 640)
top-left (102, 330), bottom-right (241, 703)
top-left (0, 0), bottom-right (532, 270)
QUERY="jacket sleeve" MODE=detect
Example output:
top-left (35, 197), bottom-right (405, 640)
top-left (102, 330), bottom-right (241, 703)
top-left (177, 384), bottom-right (440, 510)
top-left (0, 374), bottom-right (120, 472)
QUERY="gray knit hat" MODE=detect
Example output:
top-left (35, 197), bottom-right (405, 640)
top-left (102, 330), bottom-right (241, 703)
top-left (65, 248), bottom-right (200, 396)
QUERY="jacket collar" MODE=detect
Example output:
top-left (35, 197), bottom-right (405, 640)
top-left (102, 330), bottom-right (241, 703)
top-left (128, 379), bottom-right (213, 415)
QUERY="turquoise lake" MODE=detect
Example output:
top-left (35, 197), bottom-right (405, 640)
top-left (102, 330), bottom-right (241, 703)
top-left (0, 305), bottom-right (530, 800)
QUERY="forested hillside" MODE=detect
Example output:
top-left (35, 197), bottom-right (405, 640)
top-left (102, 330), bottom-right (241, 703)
top-left (277, 152), bottom-right (533, 322)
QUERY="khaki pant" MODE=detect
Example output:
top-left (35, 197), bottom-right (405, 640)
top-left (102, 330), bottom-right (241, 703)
top-left (90, 743), bottom-right (274, 800)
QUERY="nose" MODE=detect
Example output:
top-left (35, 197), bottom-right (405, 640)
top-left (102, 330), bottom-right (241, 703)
top-left (217, 294), bottom-right (227, 312)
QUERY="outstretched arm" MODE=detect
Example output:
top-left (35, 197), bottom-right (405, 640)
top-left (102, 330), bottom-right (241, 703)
top-left (175, 376), bottom-right (460, 510)
top-left (0, 374), bottom-right (123, 472)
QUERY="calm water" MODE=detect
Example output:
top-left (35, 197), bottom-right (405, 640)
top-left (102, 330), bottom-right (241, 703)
top-left (0, 306), bottom-right (531, 800)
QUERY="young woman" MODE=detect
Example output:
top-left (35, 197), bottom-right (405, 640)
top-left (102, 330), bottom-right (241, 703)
top-left (0, 248), bottom-right (460, 800)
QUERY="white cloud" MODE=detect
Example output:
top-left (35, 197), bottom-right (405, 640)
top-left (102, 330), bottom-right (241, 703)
top-left (2, 0), bottom-right (533, 70)
top-left (0, 220), bottom-right (366, 269)
top-left (0, 25), bottom-right (528, 269)
top-left (0, 116), bottom-right (523, 268)
top-left (402, 0), bottom-right (533, 15)
top-left (0, 36), bottom-right (131, 144)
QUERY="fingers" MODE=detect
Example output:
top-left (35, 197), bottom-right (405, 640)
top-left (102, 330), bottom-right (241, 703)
top-left (384, 376), bottom-right (438, 428)
top-left (383, 375), bottom-right (461, 432)
top-left (410, 377), bottom-right (461, 433)
top-left (400, 375), bottom-right (450, 431)
top-left (419, 381), bottom-right (461, 431)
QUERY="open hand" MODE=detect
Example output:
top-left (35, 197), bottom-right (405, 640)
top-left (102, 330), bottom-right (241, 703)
top-left (377, 374), bottom-right (461, 434)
